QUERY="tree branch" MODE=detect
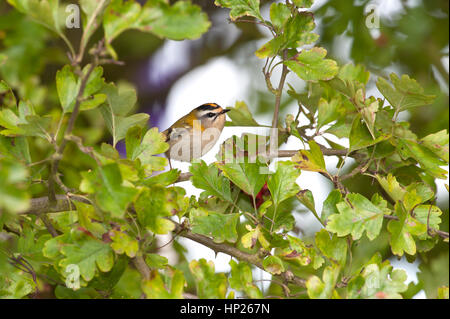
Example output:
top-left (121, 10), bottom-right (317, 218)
top-left (271, 51), bottom-right (289, 128)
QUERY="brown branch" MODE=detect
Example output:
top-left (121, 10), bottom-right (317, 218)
top-left (172, 221), bottom-right (307, 288)
top-left (272, 51), bottom-right (289, 128)
top-left (48, 41), bottom-right (103, 205)
top-left (132, 256), bottom-right (150, 280)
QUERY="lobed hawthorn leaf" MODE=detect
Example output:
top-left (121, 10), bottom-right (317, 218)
top-left (225, 101), bottom-right (260, 126)
top-left (326, 193), bottom-right (389, 241)
top-left (396, 138), bottom-right (447, 179)
top-left (99, 83), bottom-right (149, 147)
top-left (56, 65), bottom-right (106, 113)
top-left (292, 140), bottom-right (326, 173)
top-left (135, 186), bottom-right (176, 235)
top-left (79, 163), bottom-right (139, 218)
top-left (375, 174), bottom-right (434, 211)
top-left (280, 235), bottom-right (324, 269)
top-left (214, 0), bottom-right (263, 21)
top-left (387, 203), bottom-right (427, 256)
top-left (189, 259), bottom-right (227, 299)
top-left (142, 268), bottom-right (185, 299)
top-left (256, 12), bottom-right (318, 58)
top-left (284, 47), bottom-right (338, 82)
top-left (347, 259), bottom-right (408, 299)
top-left (229, 260), bottom-right (262, 299)
top-left (267, 161), bottom-right (301, 207)
top-left (110, 229), bottom-right (139, 258)
top-left (262, 255), bottom-right (285, 275)
top-left (190, 160), bottom-right (233, 203)
top-left (315, 229), bottom-right (347, 267)
top-left (321, 189), bottom-right (342, 223)
top-left (7, 0), bottom-right (64, 36)
top-left (135, 127), bottom-right (169, 173)
top-left (420, 129), bottom-right (449, 163)
top-left (216, 159), bottom-right (267, 199)
top-left (145, 254), bottom-right (168, 269)
top-left (317, 97), bottom-right (341, 129)
top-left (190, 208), bottom-right (239, 244)
top-left (269, 2), bottom-right (290, 32)
top-left (0, 100), bottom-right (51, 139)
top-left (306, 265), bottom-right (340, 299)
top-left (338, 63), bottom-right (370, 85)
top-left (376, 73), bottom-right (435, 112)
top-left (59, 236), bottom-right (114, 282)
top-left (241, 224), bottom-right (271, 250)
top-left (349, 114), bottom-right (390, 152)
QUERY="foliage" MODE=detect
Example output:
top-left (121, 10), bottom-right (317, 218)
top-left (0, 0), bottom-right (448, 300)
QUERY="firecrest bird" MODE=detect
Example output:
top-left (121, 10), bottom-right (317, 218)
top-left (162, 103), bottom-right (230, 168)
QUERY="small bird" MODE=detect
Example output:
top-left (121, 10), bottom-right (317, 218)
top-left (162, 103), bottom-right (230, 168)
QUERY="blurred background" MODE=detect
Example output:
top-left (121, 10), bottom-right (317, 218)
top-left (0, 0), bottom-right (448, 298)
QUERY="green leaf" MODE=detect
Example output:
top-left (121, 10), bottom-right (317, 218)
top-left (99, 83), bottom-right (149, 147)
top-left (420, 130), bottom-right (449, 163)
top-left (376, 73), bottom-right (435, 112)
top-left (315, 229), bottom-right (347, 267)
top-left (80, 163), bottom-right (139, 218)
top-left (317, 97), bottom-right (340, 129)
top-left (190, 160), bottom-right (233, 203)
top-left (396, 138), bottom-right (447, 179)
top-left (216, 160), bottom-right (267, 198)
top-left (284, 47), bottom-right (338, 82)
top-left (0, 159), bottom-right (30, 214)
top-left (387, 203), bottom-right (426, 256)
top-left (110, 230), bottom-right (139, 258)
top-left (136, 127), bottom-right (169, 172)
top-left (7, 0), bottom-right (64, 37)
top-left (256, 12), bottom-right (318, 58)
top-left (267, 161), bottom-right (301, 206)
top-left (214, 0), bottom-right (263, 21)
top-left (269, 2), bottom-right (291, 32)
top-left (135, 187), bottom-right (175, 234)
top-left (145, 254), bottom-right (168, 269)
top-left (190, 208), bottom-right (239, 243)
top-left (280, 235), bottom-right (324, 269)
top-left (291, 140), bottom-right (327, 173)
top-left (326, 193), bottom-right (387, 240)
top-left (142, 268), bottom-right (185, 299)
top-left (262, 255), bottom-right (285, 275)
top-left (225, 101), bottom-right (260, 126)
top-left (338, 63), bottom-right (370, 85)
top-left (321, 189), bottom-right (342, 223)
top-left (56, 65), bottom-right (105, 113)
top-left (189, 259), bottom-right (227, 298)
top-left (142, 169), bottom-right (180, 187)
top-left (0, 80), bottom-right (17, 108)
top-left (292, 0), bottom-right (313, 8)
top-left (306, 265), bottom-right (340, 299)
top-left (347, 260), bottom-right (408, 299)
top-left (349, 114), bottom-right (389, 151)
top-left (59, 237), bottom-right (114, 282)
top-left (103, 0), bottom-right (210, 58)
top-left (296, 189), bottom-right (324, 226)
top-left (229, 260), bottom-right (262, 298)
top-left (144, 0), bottom-right (211, 40)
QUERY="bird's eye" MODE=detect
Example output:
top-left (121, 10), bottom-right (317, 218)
top-left (207, 112), bottom-right (215, 118)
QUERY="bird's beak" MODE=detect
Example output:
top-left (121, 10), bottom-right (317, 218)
top-left (220, 109), bottom-right (231, 115)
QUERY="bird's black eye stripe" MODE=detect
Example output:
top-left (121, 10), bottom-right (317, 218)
top-left (207, 112), bottom-right (215, 118)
